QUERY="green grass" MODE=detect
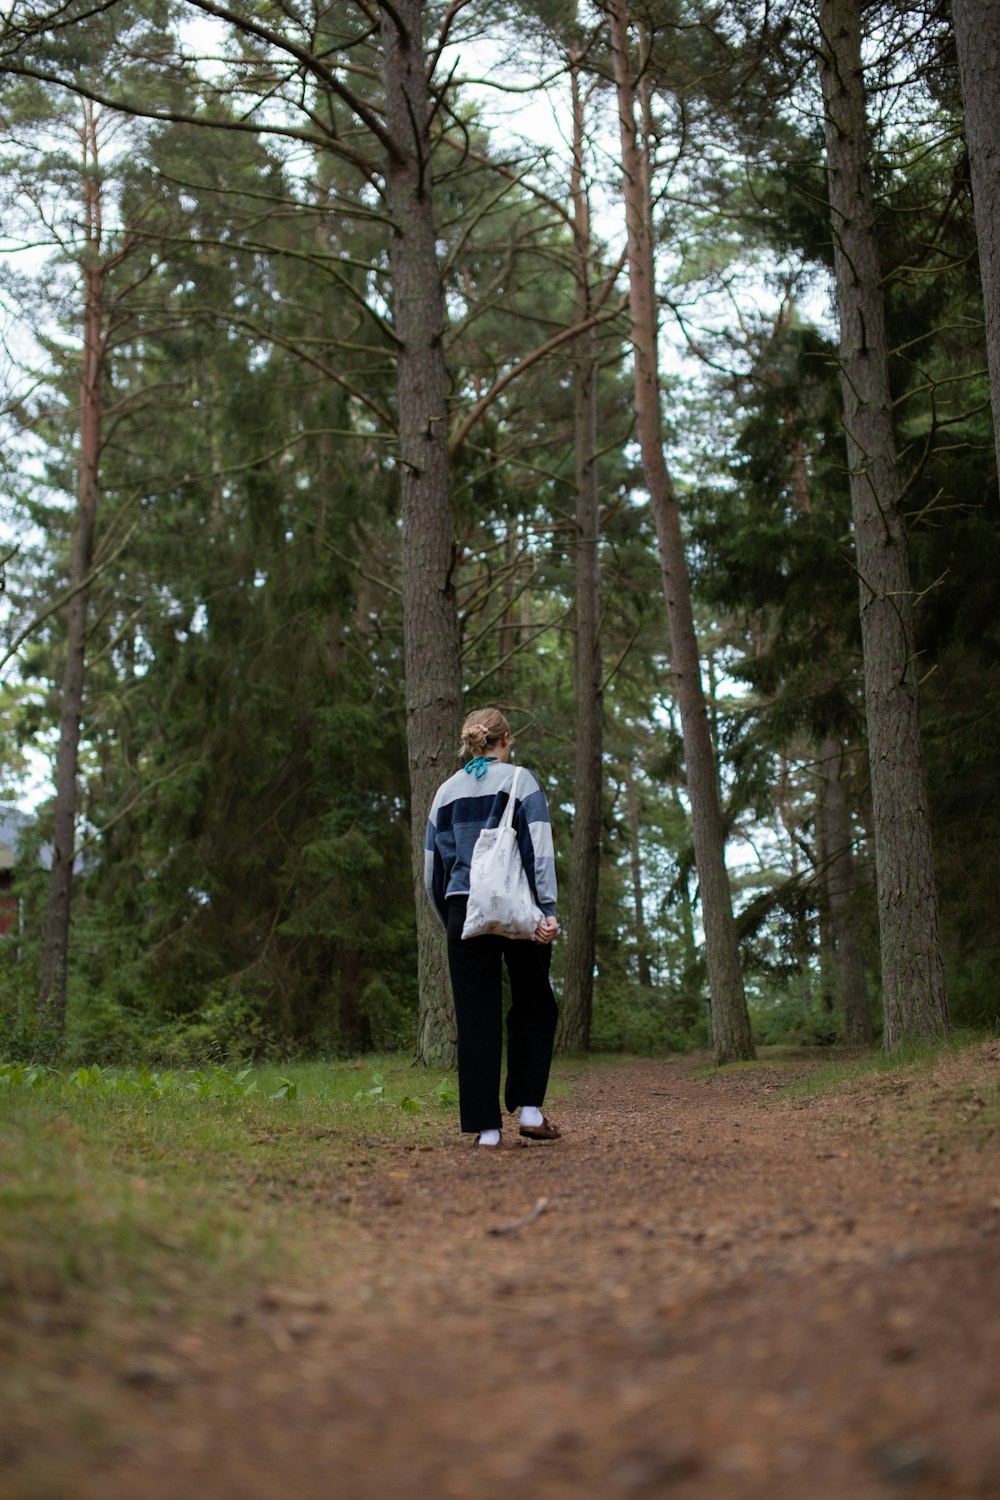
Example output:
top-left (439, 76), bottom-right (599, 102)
top-left (689, 1030), bottom-right (996, 1087)
top-left (776, 1029), bottom-right (992, 1099)
top-left (0, 1055), bottom-right (459, 1328)
top-left (0, 1053), bottom-right (473, 1496)
top-left (742, 1033), bottom-right (1000, 1155)
top-left (692, 1042), bottom-right (853, 1079)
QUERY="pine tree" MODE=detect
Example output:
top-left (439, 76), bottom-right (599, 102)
top-left (0, 10), bottom-right (183, 1035)
top-left (608, 0), bottom-right (755, 1063)
top-left (952, 0), bottom-right (1000, 478)
top-left (818, 0), bottom-right (949, 1048)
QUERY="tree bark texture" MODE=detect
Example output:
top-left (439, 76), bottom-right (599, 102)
top-left (609, 0), bottom-right (754, 1063)
top-left (559, 55), bottom-right (604, 1055)
top-left (38, 104), bottom-right (105, 1035)
top-left (496, 520), bottom-right (517, 691)
top-left (953, 0), bottom-right (1000, 477)
top-left (818, 0), bottom-right (948, 1049)
top-left (380, 0), bottom-right (462, 1067)
top-left (625, 763), bottom-right (653, 989)
top-left (814, 772), bottom-right (837, 1016)
top-left (818, 737), bottom-right (873, 1044)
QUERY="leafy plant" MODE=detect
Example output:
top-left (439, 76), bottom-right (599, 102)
top-left (354, 1070), bottom-right (386, 1104)
top-left (0, 1060), bottom-right (271, 1101)
top-left (433, 1077), bottom-right (459, 1109)
top-left (0, 1061), bottom-right (52, 1090)
top-left (185, 1066), bottom-right (258, 1100)
top-left (349, 1070), bottom-right (457, 1114)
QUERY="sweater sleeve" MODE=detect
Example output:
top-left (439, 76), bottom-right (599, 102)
top-left (424, 791), bottom-right (448, 927)
top-left (513, 770), bottom-right (558, 916)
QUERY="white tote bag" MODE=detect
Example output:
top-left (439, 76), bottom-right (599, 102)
top-left (461, 767), bottom-right (543, 940)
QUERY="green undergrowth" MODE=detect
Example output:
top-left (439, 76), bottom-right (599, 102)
top-left (0, 1056), bottom-right (459, 1331)
top-left (714, 1034), bottom-right (1000, 1149)
top-left (696, 1031), bottom-right (994, 1084)
top-left (695, 1035), bottom-right (1000, 1153)
top-left (693, 1043), bottom-right (846, 1079)
top-left (776, 1029), bottom-right (994, 1098)
top-left (781, 1033), bottom-right (1000, 1150)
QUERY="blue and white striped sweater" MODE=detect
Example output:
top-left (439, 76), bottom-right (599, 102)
top-left (424, 761), bottom-right (557, 927)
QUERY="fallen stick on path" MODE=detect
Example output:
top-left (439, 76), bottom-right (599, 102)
top-left (489, 1196), bottom-right (550, 1236)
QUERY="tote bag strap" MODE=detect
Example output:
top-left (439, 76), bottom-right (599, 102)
top-left (499, 766), bottom-right (522, 830)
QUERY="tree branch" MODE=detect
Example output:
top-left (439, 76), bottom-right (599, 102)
top-left (448, 275), bottom-right (627, 456)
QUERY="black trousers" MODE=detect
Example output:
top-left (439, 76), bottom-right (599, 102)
top-left (446, 897), bottom-right (559, 1133)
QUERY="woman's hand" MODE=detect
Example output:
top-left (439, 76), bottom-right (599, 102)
top-left (534, 915), bottom-right (559, 945)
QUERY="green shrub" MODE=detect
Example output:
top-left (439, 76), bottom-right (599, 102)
top-left (589, 976), bottom-right (705, 1055)
top-left (945, 951), bottom-right (1000, 1031)
top-left (748, 975), bottom-right (841, 1047)
top-left (358, 975), bottom-right (415, 1052)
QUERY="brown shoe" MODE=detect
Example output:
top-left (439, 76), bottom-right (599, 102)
top-left (518, 1116), bottom-right (561, 1141)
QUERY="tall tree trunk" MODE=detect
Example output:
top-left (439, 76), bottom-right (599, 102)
top-left (496, 520), bottom-right (517, 690)
top-left (814, 766), bottom-right (837, 1015)
top-left (818, 0), bottom-right (948, 1049)
top-left (624, 762), bottom-right (653, 989)
top-left (953, 0), bottom-right (1000, 478)
top-left (774, 755), bottom-right (814, 975)
top-left (818, 736), bottom-right (873, 1043)
top-left (608, 0), bottom-right (754, 1063)
top-left (380, 0), bottom-right (462, 1066)
top-left (38, 103), bottom-right (105, 1036)
top-left (559, 51), bottom-right (603, 1054)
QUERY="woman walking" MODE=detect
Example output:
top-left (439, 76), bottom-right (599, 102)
top-left (425, 707), bottom-right (561, 1148)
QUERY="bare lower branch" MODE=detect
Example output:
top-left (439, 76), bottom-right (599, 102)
top-left (448, 289), bottom-right (626, 456)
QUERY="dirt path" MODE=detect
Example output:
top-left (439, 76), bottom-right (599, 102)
top-left (9, 1050), bottom-right (1000, 1500)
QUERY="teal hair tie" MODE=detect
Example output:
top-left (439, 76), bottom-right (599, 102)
top-left (464, 755), bottom-right (497, 779)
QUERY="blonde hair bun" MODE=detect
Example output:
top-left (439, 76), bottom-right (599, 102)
top-left (460, 706), bottom-right (510, 760)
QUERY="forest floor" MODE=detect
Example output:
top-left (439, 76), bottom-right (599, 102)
top-left (4, 1042), bottom-right (1000, 1500)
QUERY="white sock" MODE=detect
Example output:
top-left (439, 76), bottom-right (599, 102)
top-left (519, 1106), bottom-right (544, 1128)
top-left (478, 1129), bottom-right (501, 1146)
